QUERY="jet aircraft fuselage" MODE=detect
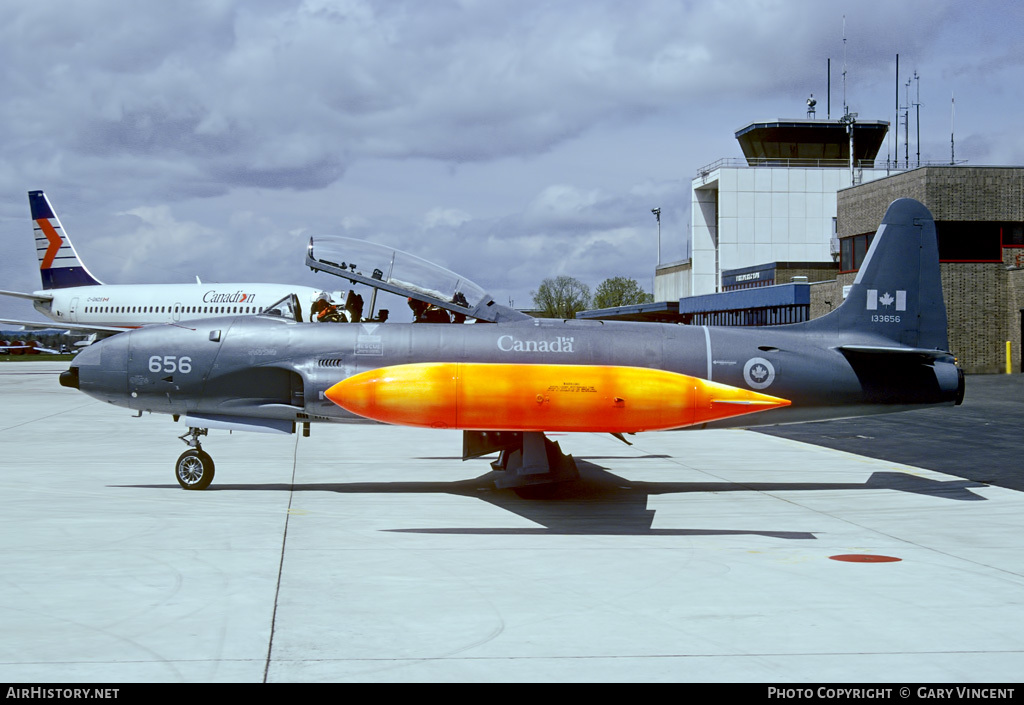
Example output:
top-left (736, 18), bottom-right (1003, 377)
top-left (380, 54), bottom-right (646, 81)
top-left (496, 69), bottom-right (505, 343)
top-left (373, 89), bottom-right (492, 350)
top-left (62, 198), bottom-right (965, 490)
top-left (33, 282), bottom-right (323, 328)
top-left (72, 305), bottom-right (960, 430)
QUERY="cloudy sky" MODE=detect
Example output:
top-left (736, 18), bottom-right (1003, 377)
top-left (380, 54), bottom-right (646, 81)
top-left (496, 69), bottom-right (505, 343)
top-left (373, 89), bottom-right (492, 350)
top-left (2, 0), bottom-right (1021, 322)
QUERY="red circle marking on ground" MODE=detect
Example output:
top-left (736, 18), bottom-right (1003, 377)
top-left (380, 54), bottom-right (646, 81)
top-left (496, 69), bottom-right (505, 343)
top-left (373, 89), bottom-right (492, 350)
top-left (829, 554), bottom-right (902, 563)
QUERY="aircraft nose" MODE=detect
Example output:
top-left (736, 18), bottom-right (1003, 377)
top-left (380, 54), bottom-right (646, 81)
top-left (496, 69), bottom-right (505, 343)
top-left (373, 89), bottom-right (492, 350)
top-left (63, 333), bottom-right (131, 406)
top-left (58, 365), bottom-right (79, 389)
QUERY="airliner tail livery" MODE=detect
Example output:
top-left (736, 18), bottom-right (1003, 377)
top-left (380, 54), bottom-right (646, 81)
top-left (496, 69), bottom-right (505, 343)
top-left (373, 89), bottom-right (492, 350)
top-left (1, 190), bottom-right (332, 335)
top-left (30, 190), bottom-right (103, 290)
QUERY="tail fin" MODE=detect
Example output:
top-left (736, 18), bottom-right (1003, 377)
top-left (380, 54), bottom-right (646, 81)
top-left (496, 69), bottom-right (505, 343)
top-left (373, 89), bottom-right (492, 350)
top-left (30, 190), bottom-right (102, 289)
top-left (812, 198), bottom-right (948, 351)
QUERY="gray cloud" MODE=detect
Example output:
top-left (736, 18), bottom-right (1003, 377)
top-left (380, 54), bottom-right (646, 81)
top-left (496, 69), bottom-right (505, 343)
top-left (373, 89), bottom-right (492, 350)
top-left (0, 1), bottom-right (959, 190)
top-left (1, 0), bottom-right (1018, 324)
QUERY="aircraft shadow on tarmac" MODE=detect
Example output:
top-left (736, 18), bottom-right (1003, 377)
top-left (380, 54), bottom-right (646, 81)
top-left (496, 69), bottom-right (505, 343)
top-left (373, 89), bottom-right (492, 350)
top-left (119, 459), bottom-right (988, 538)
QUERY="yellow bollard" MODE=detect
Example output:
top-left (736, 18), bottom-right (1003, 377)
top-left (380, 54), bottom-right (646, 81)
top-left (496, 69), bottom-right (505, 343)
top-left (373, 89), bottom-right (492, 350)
top-left (1008, 341), bottom-right (1013, 375)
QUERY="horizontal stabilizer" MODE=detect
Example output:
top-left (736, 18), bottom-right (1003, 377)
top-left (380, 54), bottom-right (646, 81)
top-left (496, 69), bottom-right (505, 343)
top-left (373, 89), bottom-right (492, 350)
top-left (837, 346), bottom-right (964, 406)
top-left (838, 345), bottom-right (952, 360)
top-left (0, 289), bottom-right (53, 303)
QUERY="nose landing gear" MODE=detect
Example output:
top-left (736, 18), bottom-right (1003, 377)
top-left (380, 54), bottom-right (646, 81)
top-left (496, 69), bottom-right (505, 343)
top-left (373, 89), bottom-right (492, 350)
top-left (176, 427), bottom-right (214, 490)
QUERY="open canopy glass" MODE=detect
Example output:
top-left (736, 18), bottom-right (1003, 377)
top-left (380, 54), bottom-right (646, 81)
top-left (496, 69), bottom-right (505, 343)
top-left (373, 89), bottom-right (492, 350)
top-left (306, 236), bottom-right (527, 323)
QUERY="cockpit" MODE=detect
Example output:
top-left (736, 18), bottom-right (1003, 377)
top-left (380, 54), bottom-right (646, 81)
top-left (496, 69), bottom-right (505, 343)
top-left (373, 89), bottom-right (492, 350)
top-left (305, 236), bottom-right (528, 323)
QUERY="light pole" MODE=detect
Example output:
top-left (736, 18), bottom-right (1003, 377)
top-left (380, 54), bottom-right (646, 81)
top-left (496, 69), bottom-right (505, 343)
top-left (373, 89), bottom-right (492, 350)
top-left (651, 207), bottom-right (661, 265)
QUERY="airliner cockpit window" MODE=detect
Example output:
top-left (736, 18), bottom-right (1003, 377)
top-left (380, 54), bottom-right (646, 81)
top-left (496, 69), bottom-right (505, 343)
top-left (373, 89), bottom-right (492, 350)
top-left (307, 237), bottom-right (487, 312)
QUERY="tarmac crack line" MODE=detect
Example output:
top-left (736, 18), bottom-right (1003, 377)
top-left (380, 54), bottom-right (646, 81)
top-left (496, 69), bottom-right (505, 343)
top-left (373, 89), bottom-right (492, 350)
top-left (0, 401), bottom-right (99, 433)
top-left (263, 431), bottom-right (301, 683)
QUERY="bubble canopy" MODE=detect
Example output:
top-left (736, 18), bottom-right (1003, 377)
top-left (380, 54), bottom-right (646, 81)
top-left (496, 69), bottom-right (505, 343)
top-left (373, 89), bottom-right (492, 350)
top-left (305, 236), bottom-right (528, 323)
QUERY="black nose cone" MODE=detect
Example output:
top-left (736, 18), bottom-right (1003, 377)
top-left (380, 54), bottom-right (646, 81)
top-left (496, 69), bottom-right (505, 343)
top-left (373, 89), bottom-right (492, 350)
top-left (59, 366), bottom-right (80, 389)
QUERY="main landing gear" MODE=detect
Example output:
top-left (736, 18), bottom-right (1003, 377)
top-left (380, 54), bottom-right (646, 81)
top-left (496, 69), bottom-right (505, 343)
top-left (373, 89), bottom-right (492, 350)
top-left (176, 427), bottom-right (214, 490)
top-left (463, 431), bottom-right (579, 491)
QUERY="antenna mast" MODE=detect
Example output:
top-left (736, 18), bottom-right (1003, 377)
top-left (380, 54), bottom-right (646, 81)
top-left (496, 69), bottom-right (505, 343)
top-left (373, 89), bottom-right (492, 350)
top-left (842, 16), bottom-right (848, 115)
top-left (838, 17), bottom-right (858, 184)
top-left (892, 53), bottom-right (899, 169)
top-left (914, 71), bottom-right (921, 167)
top-left (951, 91), bottom-right (956, 165)
top-left (903, 78), bottom-right (911, 168)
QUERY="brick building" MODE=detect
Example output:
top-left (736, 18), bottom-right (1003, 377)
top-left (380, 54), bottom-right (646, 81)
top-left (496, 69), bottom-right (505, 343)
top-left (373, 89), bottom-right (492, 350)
top-left (831, 166), bottom-right (1024, 373)
top-left (590, 160), bottom-right (1024, 375)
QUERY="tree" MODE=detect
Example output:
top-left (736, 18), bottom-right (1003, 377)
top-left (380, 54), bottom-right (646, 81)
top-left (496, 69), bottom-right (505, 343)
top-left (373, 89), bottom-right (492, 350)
top-left (531, 275), bottom-right (591, 319)
top-left (592, 276), bottom-right (654, 309)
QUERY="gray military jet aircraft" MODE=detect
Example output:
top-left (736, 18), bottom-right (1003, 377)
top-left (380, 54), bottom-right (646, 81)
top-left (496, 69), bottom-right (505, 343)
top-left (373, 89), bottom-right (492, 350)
top-left (60, 198), bottom-right (964, 490)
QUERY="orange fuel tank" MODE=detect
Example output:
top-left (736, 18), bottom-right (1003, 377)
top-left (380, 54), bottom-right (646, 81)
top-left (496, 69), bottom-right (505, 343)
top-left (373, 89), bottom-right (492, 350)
top-left (325, 362), bottom-right (789, 432)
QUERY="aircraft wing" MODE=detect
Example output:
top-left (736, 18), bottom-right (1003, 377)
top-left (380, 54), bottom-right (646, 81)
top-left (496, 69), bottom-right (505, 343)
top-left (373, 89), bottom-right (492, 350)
top-left (0, 289), bottom-right (53, 305)
top-left (2, 342), bottom-right (64, 354)
top-left (0, 318), bottom-right (129, 336)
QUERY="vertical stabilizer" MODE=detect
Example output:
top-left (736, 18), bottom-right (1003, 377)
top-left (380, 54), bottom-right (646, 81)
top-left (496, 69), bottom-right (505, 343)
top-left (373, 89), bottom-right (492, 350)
top-left (812, 198), bottom-right (949, 351)
top-left (30, 190), bottom-right (103, 289)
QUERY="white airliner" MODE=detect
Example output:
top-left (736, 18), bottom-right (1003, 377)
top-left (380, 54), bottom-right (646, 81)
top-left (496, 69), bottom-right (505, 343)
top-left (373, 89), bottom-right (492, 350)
top-left (0, 190), bottom-right (334, 337)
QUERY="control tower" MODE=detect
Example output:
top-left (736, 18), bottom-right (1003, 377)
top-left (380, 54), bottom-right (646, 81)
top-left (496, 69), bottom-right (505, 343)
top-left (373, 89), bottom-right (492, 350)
top-left (735, 119), bottom-right (889, 167)
top-left (672, 116), bottom-right (893, 298)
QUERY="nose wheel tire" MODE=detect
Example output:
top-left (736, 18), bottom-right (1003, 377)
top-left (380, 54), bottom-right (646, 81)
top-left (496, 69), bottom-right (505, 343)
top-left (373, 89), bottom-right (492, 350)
top-left (176, 449), bottom-right (215, 490)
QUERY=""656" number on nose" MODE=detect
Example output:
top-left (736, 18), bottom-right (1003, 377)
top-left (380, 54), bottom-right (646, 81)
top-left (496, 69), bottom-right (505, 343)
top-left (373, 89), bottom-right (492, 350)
top-left (149, 355), bottom-right (192, 374)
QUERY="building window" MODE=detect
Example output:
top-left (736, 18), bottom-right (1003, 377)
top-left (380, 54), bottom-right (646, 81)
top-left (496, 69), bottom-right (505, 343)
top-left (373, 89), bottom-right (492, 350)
top-left (1002, 223), bottom-right (1024, 248)
top-left (840, 232), bottom-right (874, 272)
top-left (937, 221), bottom-right (1002, 262)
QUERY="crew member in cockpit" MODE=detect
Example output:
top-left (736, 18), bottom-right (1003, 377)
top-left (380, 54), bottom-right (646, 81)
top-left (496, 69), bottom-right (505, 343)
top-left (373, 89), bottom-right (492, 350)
top-left (423, 306), bottom-right (450, 323)
top-left (408, 297), bottom-right (450, 323)
top-left (311, 293), bottom-right (343, 322)
top-left (408, 297), bottom-right (427, 321)
top-left (451, 291), bottom-right (468, 324)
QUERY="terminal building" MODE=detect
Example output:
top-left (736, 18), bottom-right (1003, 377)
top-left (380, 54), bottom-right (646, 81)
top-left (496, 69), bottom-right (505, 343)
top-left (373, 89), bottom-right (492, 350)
top-left (581, 116), bottom-right (1024, 374)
